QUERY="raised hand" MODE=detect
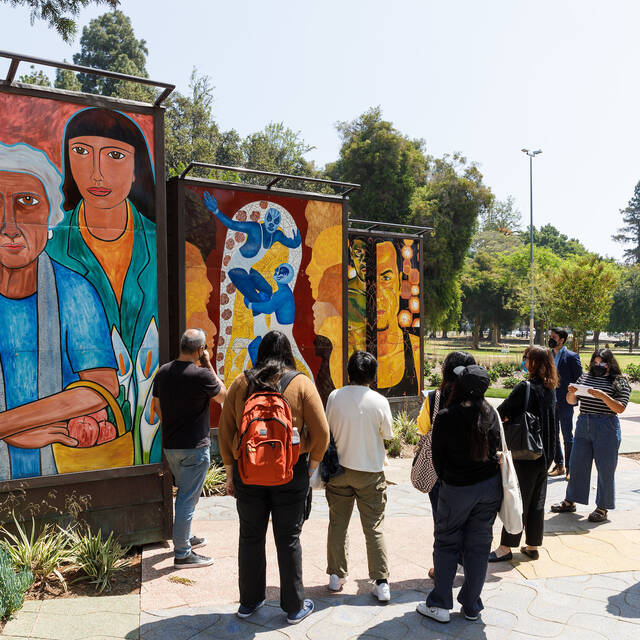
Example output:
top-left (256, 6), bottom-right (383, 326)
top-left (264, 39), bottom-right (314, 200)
top-left (291, 228), bottom-right (301, 245)
top-left (4, 424), bottom-right (79, 449)
top-left (203, 191), bottom-right (219, 213)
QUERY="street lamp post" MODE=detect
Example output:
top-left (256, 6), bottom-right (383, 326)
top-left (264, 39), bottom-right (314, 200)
top-left (522, 148), bottom-right (542, 347)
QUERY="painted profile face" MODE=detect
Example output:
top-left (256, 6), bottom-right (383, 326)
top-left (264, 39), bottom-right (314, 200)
top-left (350, 239), bottom-right (366, 281)
top-left (376, 241), bottom-right (400, 331)
top-left (69, 136), bottom-right (135, 210)
top-left (274, 263), bottom-right (294, 284)
top-left (264, 208), bottom-right (281, 234)
top-left (0, 171), bottom-right (50, 270)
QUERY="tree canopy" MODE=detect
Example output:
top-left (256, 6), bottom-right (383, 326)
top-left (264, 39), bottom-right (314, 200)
top-left (613, 180), bottom-right (640, 264)
top-left (3, 0), bottom-right (118, 42)
top-left (328, 107), bottom-right (428, 224)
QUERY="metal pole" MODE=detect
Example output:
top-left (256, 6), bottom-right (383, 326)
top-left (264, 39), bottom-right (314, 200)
top-left (529, 154), bottom-right (534, 346)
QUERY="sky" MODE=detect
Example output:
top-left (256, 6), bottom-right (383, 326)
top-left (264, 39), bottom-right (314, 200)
top-left (1, 0), bottom-right (638, 260)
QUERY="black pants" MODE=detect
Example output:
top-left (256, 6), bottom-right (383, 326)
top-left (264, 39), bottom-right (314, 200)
top-left (234, 455), bottom-right (309, 615)
top-left (501, 456), bottom-right (548, 547)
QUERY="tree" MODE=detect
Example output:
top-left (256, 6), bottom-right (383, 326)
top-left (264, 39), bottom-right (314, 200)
top-left (328, 107), bottom-right (428, 223)
top-left (504, 245), bottom-right (563, 342)
top-left (54, 65), bottom-right (82, 92)
top-left (18, 64), bottom-right (51, 86)
top-left (164, 69), bottom-right (220, 177)
top-left (241, 122), bottom-right (322, 190)
top-left (480, 195), bottom-right (522, 234)
top-left (551, 255), bottom-right (619, 352)
top-left (409, 154), bottom-right (494, 330)
top-left (608, 265), bottom-right (640, 351)
top-left (612, 180), bottom-right (640, 264)
top-left (521, 224), bottom-right (587, 258)
top-left (461, 251), bottom-right (519, 348)
top-left (3, 0), bottom-right (118, 42)
top-left (72, 9), bottom-right (153, 101)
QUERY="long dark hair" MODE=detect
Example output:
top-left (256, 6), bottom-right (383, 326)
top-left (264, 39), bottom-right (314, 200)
top-left (440, 351), bottom-right (476, 403)
top-left (62, 107), bottom-right (155, 216)
top-left (589, 348), bottom-right (622, 379)
top-left (245, 331), bottom-right (296, 396)
top-left (447, 373), bottom-right (492, 462)
top-left (525, 345), bottom-right (559, 390)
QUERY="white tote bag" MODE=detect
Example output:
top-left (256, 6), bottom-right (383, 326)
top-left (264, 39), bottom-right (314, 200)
top-left (494, 409), bottom-right (524, 535)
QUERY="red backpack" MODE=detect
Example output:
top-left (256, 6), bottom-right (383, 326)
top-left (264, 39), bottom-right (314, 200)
top-left (237, 370), bottom-right (302, 486)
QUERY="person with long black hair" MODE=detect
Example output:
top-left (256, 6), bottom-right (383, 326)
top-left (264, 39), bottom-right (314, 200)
top-left (551, 349), bottom-right (629, 523)
top-left (417, 365), bottom-right (502, 624)
top-left (415, 351), bottom-right (476, 579)
top-left (218, 331), bottom-right (329, 625)
top-left (489, 346), bottom-right (557, 562)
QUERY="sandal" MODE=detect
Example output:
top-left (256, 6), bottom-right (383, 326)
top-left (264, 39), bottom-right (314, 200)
top-left (588, 507), bottom-right (608, 523)
top-left (550, 500), bottom-right (576, 513)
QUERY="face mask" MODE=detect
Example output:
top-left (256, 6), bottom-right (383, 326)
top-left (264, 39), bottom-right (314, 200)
top-left (522, 359), bottom-right (528, 373)
top-left (548, 338), bottom-right (558, 349)
top-left (592, 363), bottom-right (608, 377)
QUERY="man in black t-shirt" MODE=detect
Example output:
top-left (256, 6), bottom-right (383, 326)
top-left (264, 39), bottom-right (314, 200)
top-left (152, 329), bottom-right (226, 568)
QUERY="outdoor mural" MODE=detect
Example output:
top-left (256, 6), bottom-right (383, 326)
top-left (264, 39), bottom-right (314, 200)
top-left (183, 186), bottom-right (343, 410)
top-left (0, 92), bottom-right (160, 481)
top-left (348, 235), bottom-right (421, 397)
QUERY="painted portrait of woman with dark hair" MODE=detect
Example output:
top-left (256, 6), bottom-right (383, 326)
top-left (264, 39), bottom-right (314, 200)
top-left (46, 107), bottom-right (160, 466)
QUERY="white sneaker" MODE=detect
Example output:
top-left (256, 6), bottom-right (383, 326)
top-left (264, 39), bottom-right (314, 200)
top-left (328, 574), bottom-right (346, 591)
top-left (416, 602), bottom-right (450, 623)
top-left (372, 582), bottom-right (391, 602)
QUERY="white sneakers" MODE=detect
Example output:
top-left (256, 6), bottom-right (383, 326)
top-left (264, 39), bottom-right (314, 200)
top-left (416, 602), bottom-right (450, 623)
top-left (372, 581), bottom-right (391, 602)
top-left (328, 574), bottom-right (346, 591)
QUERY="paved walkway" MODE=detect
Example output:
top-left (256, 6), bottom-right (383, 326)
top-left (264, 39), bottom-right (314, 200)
top-left (4, 407), bottom-right (640, 639)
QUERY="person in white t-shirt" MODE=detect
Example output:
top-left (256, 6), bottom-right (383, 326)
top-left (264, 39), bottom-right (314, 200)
top-left (324, 351), bottom-right (393, 602)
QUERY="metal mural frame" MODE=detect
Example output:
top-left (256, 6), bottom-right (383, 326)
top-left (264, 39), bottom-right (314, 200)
top-left (0, 51), bottom-right (174, 544)
top-left (346, 219), bottom-right (431, 402)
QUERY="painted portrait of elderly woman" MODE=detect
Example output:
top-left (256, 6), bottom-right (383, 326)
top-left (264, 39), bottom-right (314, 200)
top-left (0, 142), bottom-right (119, 481)
top-left (46, 107), bottom-right (160, 466)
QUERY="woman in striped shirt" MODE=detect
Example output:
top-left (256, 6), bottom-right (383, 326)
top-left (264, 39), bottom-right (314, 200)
top-left (551, 349), bottom-right (629, 523)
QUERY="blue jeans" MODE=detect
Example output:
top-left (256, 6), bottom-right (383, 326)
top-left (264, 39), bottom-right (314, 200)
top-left (427, 473), bottom-right (502, 616)
top-left (566, 414), bottom-right (621, 510)
top-left (554, 402), bottom-right (575, 466)
top-left (164, 446), bottom-right (210, 558)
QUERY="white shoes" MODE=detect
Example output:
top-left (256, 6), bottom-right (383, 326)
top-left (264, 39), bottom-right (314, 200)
top-left (328, 574), bottom-right (346, 591)
top-left (416, 602), bottom-right (450, 623)
top-left (372, 581), bottom-right (391, 602)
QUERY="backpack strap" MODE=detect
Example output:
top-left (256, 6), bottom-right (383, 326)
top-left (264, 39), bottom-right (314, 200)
top-left (278, 370), bottom-right (302, 393)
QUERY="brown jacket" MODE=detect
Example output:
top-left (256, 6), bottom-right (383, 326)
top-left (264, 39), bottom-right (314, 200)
top-left (218, 371), bottom-right (330, 466)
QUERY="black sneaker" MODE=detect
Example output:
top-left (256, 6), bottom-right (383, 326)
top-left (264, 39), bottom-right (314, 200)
top-left (190, 536), bottom-right (207, 550)
top-left (173, 551), bottom-right (213, 569)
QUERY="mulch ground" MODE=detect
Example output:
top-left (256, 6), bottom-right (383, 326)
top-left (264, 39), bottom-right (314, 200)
top-left (25, 548), bottom-right (141, 601)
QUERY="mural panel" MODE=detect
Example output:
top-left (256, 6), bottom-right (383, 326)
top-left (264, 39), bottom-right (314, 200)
top-left (348, 234), bottom-right (421, 397)
top-left (0, 92), bottom-right (160, 481)
top-left (183, 186), bottom-right (343, 410)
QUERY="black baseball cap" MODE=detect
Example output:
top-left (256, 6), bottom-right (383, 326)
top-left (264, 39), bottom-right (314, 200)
top-left (453, 364), bottom-right (490, 398)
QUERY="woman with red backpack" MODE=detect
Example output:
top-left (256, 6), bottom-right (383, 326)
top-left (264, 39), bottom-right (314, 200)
top-left (218, 331), bottom-right (329, 625)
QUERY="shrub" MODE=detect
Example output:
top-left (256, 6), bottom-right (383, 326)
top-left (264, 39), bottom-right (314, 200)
top-left (202, 465), bottom-right (227, 497)
top-left (385, 411), bottom-right (418, 457)
top-left (488, 367), bottom-right (500, 383)
top-left (625, 364), bottom-right (640, 383)
top-left (502, 375), bottom-right (520, 389)
top-left (428, 372), bottom-right (443, 388)
top-left (0, 546), bottom-right (33, 620)
top-left (0, 516), bottom-right (71, 588)
top-left (423, 360), bottom-right (433, 377)
top-left (67, 527), bottom-right (130, 593)
top-left (492, 362), bottom-right (520, 377)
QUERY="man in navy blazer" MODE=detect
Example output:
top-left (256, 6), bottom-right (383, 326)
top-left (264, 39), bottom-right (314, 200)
top-left (548, 328), bottom-right (582, 478)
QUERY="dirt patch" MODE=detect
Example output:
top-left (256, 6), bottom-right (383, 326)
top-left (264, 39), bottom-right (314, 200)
top-left (621, 452), bottom-right (640, 461)
top-left (24, 547), bottom-right (141, 601)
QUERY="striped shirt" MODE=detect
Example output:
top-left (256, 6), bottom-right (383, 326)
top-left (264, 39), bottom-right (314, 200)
top-left (575, 373), bottom-right (630, 415)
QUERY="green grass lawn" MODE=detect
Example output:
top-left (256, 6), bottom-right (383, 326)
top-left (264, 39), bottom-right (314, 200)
top-left (425, 338), bottom-right (640, 369)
